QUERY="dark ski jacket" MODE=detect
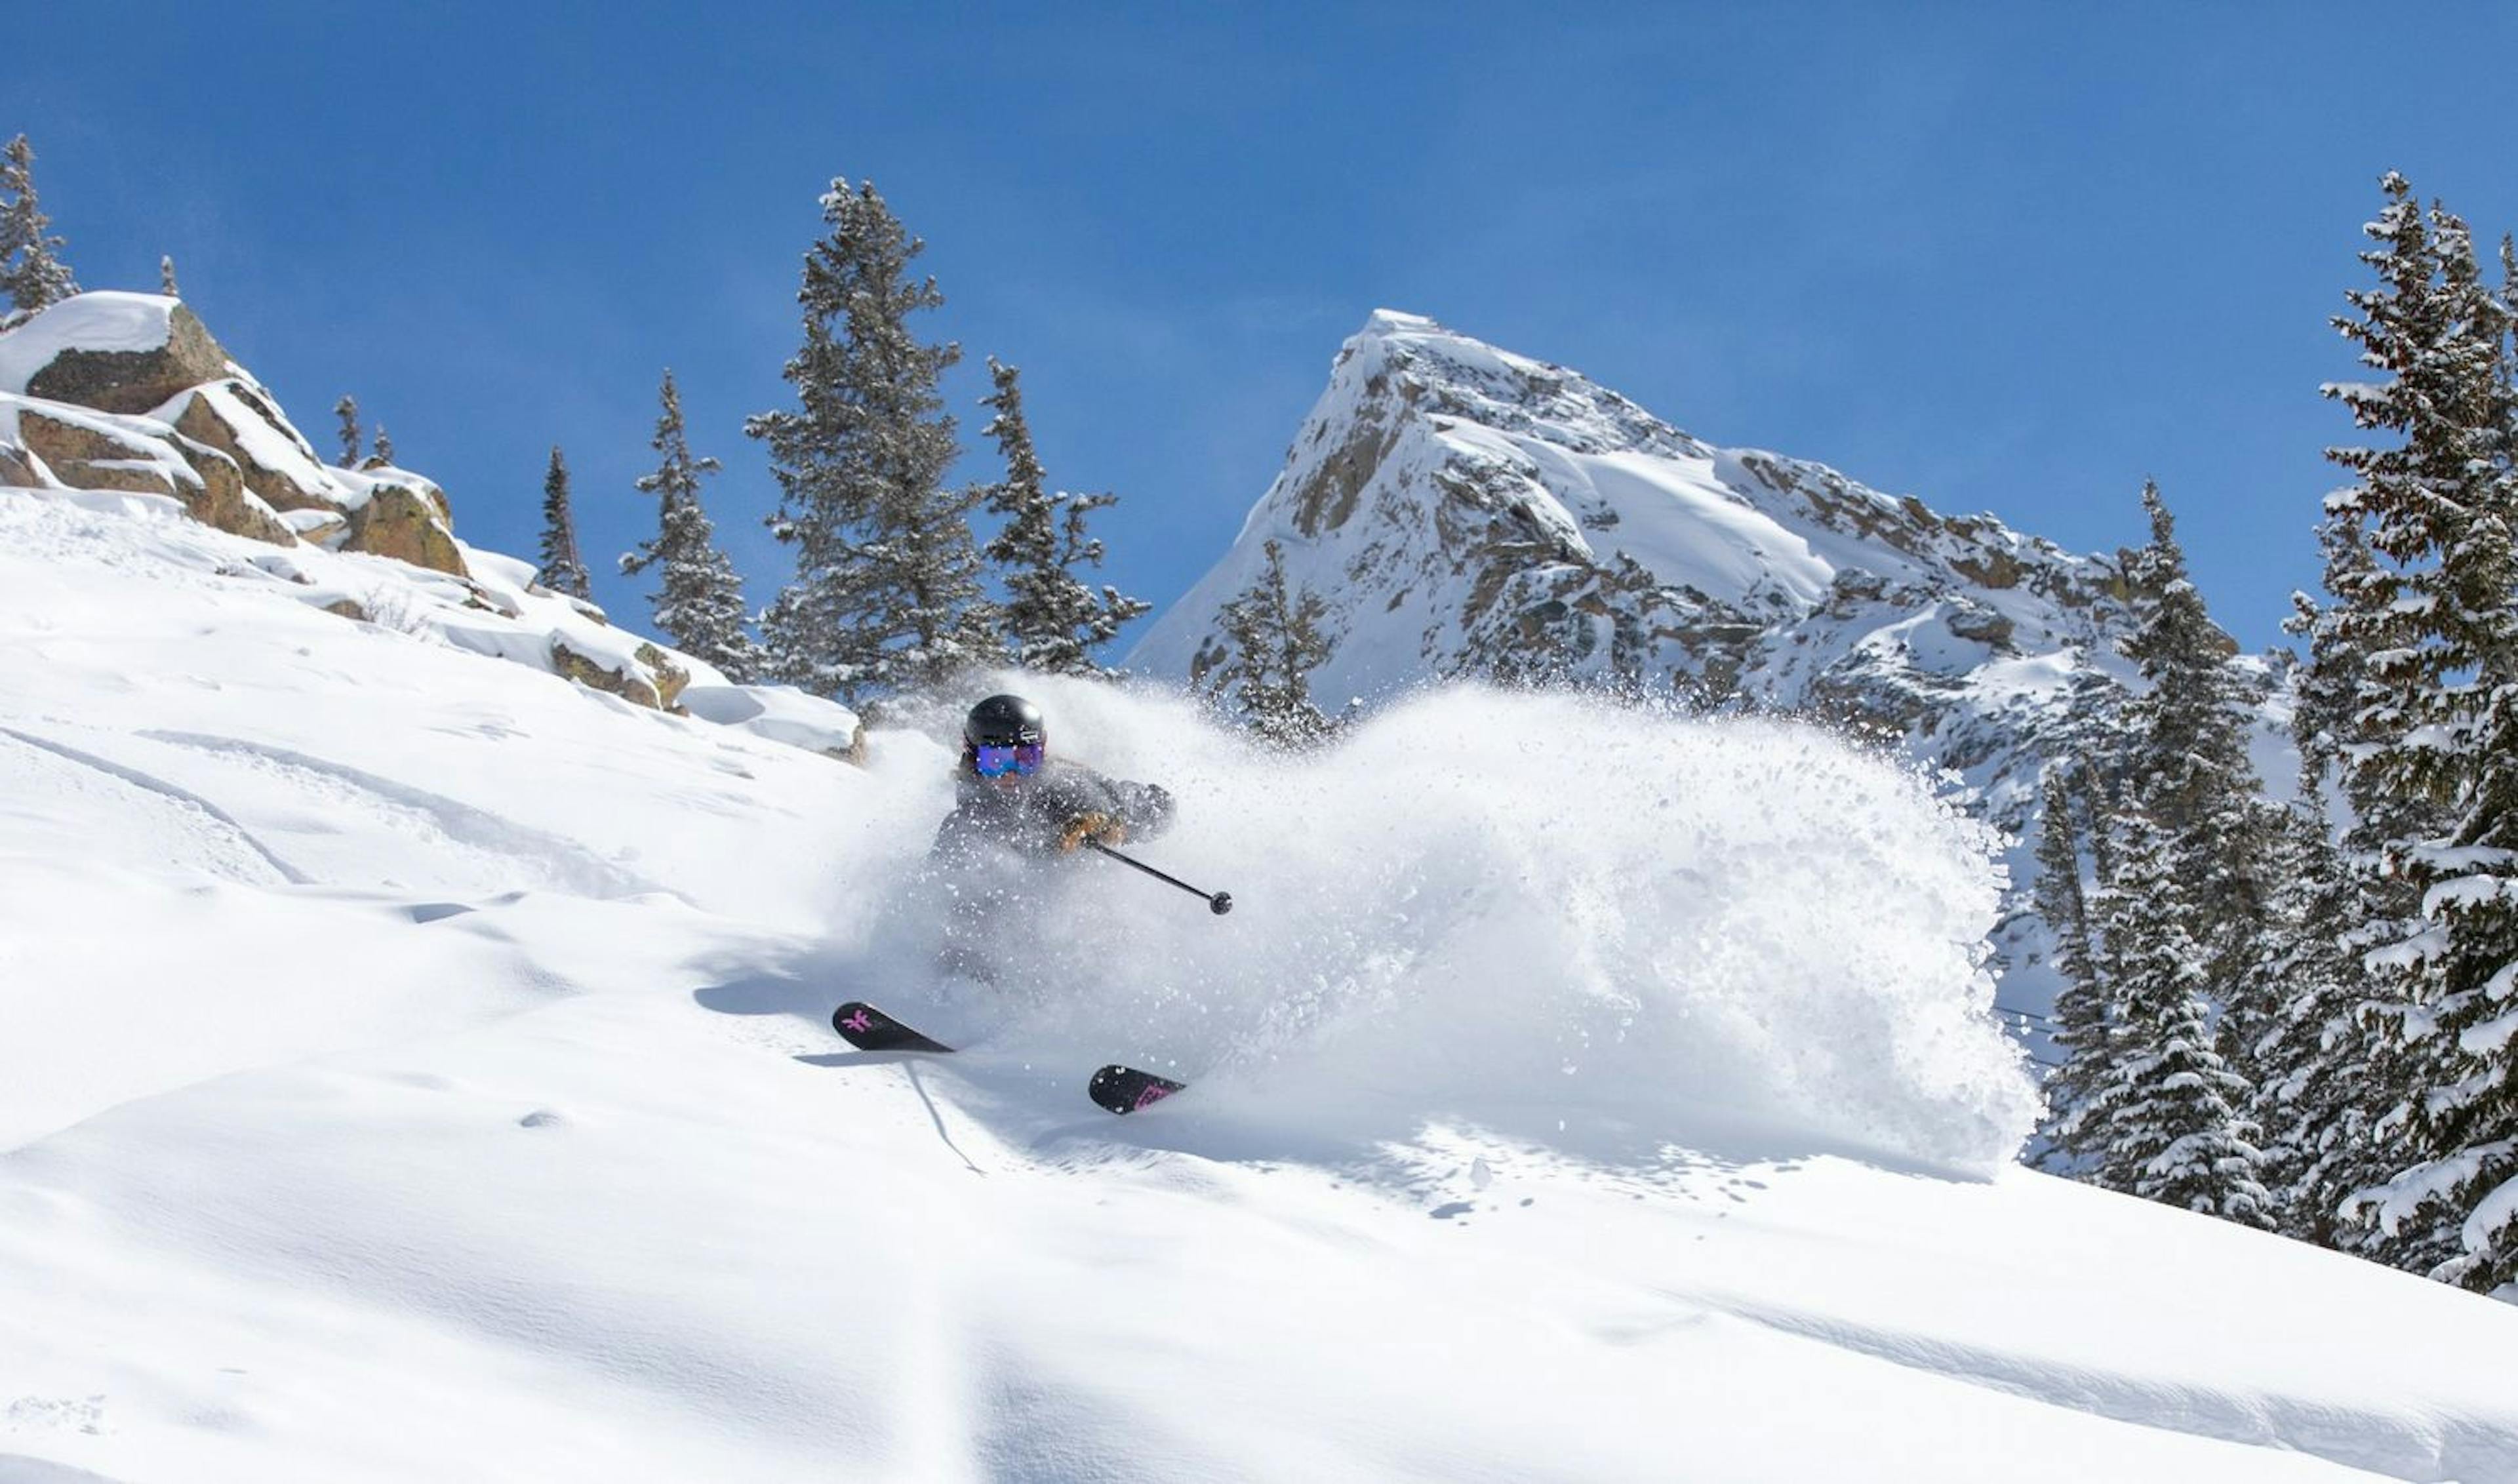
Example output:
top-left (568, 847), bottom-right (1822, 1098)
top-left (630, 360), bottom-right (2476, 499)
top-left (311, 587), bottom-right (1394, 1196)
top-left (929, 758), bottom-right (1175, 868)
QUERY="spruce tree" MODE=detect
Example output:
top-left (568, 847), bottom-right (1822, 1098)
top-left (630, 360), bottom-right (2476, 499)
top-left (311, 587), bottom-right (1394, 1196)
top-left (624, 370), bottom-right (761, 682)
top-left (975, 357), bottom-right (1150, 675)
top-left (2319, 177), bottom-right (2518, 1287)
top-left (334, 397), bottom-right (363, 468)
top-left (2114, 481), bottom-right (2288, 1083)
top-left (2389, 677), bottom-right (2518, 1292)
top-left (1201, 538), bottom-right (1335, 749)
top-left (2319, 178), bottom-right (2499, 847)
top-left (372, 424), bottom-right (395, 468)
top-left (159, 254), bottom-right (179, 298)
top-left (536, 446), bottom-right (593, 600)
top-left (2245, 791), bottom-right (2393, 1250)
top-left (746, 178), bottom-right (998, 702)
top-left (2034, 765), bottom-right (2116, 1173)
top-left (2084, 807), bottom-right (2276, 1226)
top-left (0, 134), bottom-right (79, 320)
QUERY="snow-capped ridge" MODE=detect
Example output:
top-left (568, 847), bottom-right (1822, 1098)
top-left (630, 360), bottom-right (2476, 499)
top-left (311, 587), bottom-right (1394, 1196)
top-left (1131, 309), bottom-right (2259, 1007)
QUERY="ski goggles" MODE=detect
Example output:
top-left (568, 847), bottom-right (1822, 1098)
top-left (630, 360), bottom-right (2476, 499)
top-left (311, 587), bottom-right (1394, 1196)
top-left (971, 741), bottom-right (1046, 778)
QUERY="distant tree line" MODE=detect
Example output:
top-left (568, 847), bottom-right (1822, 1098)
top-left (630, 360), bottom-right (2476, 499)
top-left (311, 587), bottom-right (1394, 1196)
top-left (2038, 171), bottom-right (2518, 1299)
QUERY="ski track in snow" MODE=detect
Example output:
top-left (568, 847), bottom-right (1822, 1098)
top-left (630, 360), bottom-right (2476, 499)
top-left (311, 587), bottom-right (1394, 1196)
top-left (0, 726), bottom-right (308, 885)
top-left (129, 729), bottom-right (658, 901)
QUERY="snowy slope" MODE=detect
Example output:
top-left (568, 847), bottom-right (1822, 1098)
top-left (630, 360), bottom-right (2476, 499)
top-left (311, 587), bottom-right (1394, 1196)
top-left (2, 485), bottom-right (2514, 1482)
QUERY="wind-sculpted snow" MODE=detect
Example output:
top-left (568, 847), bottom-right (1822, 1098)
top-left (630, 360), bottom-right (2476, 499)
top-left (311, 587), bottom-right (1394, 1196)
top-left (865, 675), bottom-right (2041, 1176)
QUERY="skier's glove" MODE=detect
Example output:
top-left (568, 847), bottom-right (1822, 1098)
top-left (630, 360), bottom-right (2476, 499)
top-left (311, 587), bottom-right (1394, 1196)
top-left (1059, 811), bottom-right (1126, 853)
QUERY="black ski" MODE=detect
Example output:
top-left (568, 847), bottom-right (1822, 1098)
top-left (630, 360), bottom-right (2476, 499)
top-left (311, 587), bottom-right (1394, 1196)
top-left (1089, 1064), bottom-right (1187, 1115)
top-left (831, 1001), bottom-right (953, 1054)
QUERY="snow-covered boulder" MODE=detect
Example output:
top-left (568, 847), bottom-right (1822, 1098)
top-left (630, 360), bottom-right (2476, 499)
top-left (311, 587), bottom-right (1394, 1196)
top-left (279, 506), bottom-right (348, 547)
top-left (338, 483), bottom-right (462, 575)
top-left (0, 391), bottom-right (293, 545)
top-left (9, 401), bottom-right (183, 499)
top-left (0, 291), bottom-right (233, 414)
top-left (680, 682), bottom-right (868, 762)
top-left (156, 378), bottom-right (346, 514)
top-left (548, 635), bottom-right (690, 712)
top-left (335, 462), bottom-right (453, 528)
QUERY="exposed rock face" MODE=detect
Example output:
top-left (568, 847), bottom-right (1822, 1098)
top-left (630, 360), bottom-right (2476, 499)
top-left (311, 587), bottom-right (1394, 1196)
top-left (14, 407), bottom-right (184, 498)
top-left (343, 485), bottom-right (464, 576)
top-left (0, 443), bottom-right (35, 487)
top-left (23, 301), bottom-right (235, 415)
top-left (550, 638), bottom-right (667, 710)
top-left (163, 439), bottom-right (295, 546)
top-left (10, 401), bottom-right (294, 546)
top-left (161, 381), bottom-right (342, 513)
top-left (1127, 310), bottom-right (2292, 992)
top-left (633, 643), bottom-right (691, 712)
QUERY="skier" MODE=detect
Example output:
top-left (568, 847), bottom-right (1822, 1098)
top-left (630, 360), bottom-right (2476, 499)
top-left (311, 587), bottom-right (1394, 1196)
top-left (927, 692), bottom-right (1175, 987)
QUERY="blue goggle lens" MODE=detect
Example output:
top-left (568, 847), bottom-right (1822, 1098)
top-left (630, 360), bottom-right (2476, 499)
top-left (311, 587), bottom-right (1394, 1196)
top-left (972, 742), bottom-right (1045, 778)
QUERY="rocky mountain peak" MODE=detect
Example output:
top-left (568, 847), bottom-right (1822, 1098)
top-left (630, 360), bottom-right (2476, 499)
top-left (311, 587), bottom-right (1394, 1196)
top-left (1130, 310), bottom-right (2279, 992)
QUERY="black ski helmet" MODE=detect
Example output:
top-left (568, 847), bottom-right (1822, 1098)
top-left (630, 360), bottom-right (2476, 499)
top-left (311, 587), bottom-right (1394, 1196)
top-left (963, 693), bottom-right (1045, 748)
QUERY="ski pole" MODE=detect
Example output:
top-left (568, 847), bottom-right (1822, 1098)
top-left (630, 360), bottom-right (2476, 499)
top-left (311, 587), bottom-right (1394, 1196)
top-left (1085, 838), bottom-right (1233, 915)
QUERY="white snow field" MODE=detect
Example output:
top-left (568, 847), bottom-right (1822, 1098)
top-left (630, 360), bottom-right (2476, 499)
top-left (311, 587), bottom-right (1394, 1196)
top-left (1, 484), bottom-right (2514, 1484)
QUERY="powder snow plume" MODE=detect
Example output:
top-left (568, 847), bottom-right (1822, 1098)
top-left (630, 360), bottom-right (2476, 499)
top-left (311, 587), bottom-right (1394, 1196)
top-left (857, 676), bottom-right (2042, 1176)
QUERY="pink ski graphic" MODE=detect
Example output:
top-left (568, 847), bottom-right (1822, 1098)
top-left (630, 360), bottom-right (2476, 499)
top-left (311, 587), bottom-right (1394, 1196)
top-left (830, 1001), bottom-right (953, 1054)
top-left (1089, 1064), bottom-right (1188, 1115)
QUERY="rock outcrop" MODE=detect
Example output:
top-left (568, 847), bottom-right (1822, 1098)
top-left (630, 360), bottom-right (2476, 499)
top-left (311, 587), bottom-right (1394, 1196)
top-left (1, 292), bottom-right (470, 578)
top-left (548, 637), bottom-right (694, 713)
top-left (3, 393), bottom-right (294, 545)
top-left (159, 380), bottom-right (342, 513)
top-left (14, 294), bottom-right (235, 414)
top-left (343, 484), bottom-right (464, 576)
top-left (0, 294), bottom-right (873, 771)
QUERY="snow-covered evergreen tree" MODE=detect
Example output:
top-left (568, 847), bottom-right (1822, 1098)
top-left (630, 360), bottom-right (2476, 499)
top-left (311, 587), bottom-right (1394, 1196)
top-left (372, 424), bottom-right (395, 468)
top-left (1200, 538), bottom-right (1335, 750)
top-left (974, 358), bottom-right (1149, 676)
top-left (2084, 809), bottom-right (2276, 1226)
top-left (2319, 178), bottom-right (2502, 847)
top-left (2318, 176), bottom-right (2518, 1289)
top-left (0, 134), bottom-right (78, 322)
top-left (746, 178), bottom-right (998, 702)
top-left (2034, 769), bottom-right (2098, 992)
top-left (2115, 482), bottom-right (2283, 1053)
top-left (2245, 792), bottom-right (2394, 1249)
top-left (2371, 677), bottom-right (2518, 1293)
top-left (334, 397), bottom-right (363, 469)
top-left (624, 370), bottom-right (760, 682)
top-left (535, 446), bottom-right (593, 601)
top-left (159, 254), bottom-right (179, 298)
top-left (2034, 765), bottom-right (2117, 1173)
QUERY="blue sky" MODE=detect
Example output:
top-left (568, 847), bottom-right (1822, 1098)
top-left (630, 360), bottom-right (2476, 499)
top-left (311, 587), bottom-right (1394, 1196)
top-left (24, 2), bottom-right (2518, 652)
